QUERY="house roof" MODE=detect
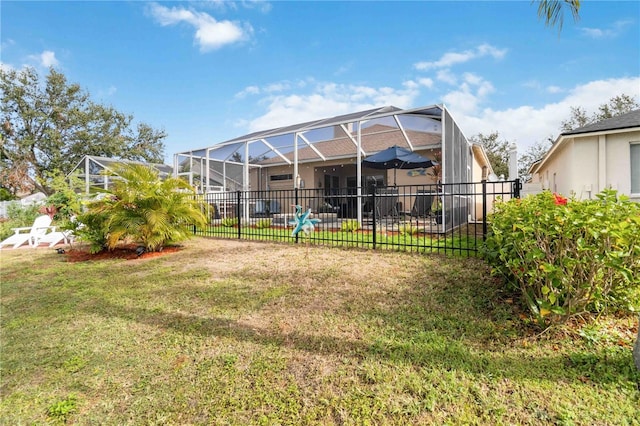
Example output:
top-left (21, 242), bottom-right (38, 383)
top-left (531, 109), bottom-right (640, 175)
top-left (257, 124), bottom-right (441, 166)
top-left (471, 143), bottom-right (494, 178)
top-left (562, 109), bottom-right (640, 135)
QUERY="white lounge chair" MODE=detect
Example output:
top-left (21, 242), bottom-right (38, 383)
top-left (0, 215), bottom-right (55, 249)
top-left (34, 229), bottom-right (73, 248)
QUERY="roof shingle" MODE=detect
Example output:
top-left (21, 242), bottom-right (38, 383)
top-left (562, 109), bottom-right (640, 135)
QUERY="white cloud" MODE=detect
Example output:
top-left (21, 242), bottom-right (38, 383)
top-left (334, 61), bottom-right (354, 76)
top-left (241, 0), bottom-right (272, 13)
top-left (442, 74), bottom-right (495, 115)
top-left (523, 80), bottom-right (542, 90)
top-left (579, 19), bottom-right (634, 39)
top-left (27, 50), bottom-right (59, 68)
top-left (148, 2), bottom-right (252, 51)
top-left (1, 39), bottom-right (15, 50)
top-left (234, 80), bottom-right (299, 98)
top-left (403, 78), bottom-right (434, 90)
top-left (417, 78), bottom-right (434, 88)
top-left (97, 85), bottom-right (117, 98)
top-left (436, 69), bottom-right (457, 85)
top-left (414, 43), bottom-right (507, 71)
top-left (198, 0), bottom-right (272, 13)
top-left (449, 77), bottom-right (640, 152)
top-left (235, 85), bottom-right (261, 98)
top-left (265, 82), bottom-right (290, 93)
top-left (523, 80), bottom-right (564, 94)
top-left (243, 80), bottom-right (422, 133)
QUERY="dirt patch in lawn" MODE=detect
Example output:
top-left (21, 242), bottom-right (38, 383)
top-left (65, 244), bottom-right (182, 262)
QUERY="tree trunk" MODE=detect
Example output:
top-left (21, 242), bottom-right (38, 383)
top-left (634, 315), bottom-right (640, 372)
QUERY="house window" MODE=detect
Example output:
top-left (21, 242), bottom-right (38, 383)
top-left (631, 143), bottom-right (640, 194)
top-left (270, 173), bottom-right (293, 181)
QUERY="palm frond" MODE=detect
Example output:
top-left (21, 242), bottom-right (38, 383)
top-left (535, 0), bottom-right (580, 32)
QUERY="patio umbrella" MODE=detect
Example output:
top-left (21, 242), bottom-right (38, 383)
top-left (362, 145), bottom-right (437, 185)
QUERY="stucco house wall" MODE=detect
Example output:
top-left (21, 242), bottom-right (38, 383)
top-left (606, 131), bottom-right (640, 196)
top-left (530, 110), bottom-right (640, 202)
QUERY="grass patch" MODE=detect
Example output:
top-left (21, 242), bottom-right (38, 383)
top-left (1, 238), bottom-right (638, 424)
top-left (198, 226), bottom-right (481, 256)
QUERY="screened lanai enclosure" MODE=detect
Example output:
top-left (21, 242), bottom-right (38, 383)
top-left (68, 155), bottom-right (174, 194)
top-left (175, 105), bottom-right (478, 233)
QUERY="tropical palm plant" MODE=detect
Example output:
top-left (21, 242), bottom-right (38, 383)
top-left (535, 0), bottom-right (581, 32)
top-left (79, 163), bottom-right (207, 252)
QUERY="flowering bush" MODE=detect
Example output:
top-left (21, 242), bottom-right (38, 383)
top-left (553, 192), bottom-right (567, 205)
top-left (483, 189), bottom-right (640, 326)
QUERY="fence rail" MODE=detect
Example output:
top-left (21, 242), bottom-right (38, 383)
top-left (194, 180), bottom-right (520, 256)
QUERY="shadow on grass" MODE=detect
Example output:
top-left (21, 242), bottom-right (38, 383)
top-left (83, 299), bottom-right (638, 386)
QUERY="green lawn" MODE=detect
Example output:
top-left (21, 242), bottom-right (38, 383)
top-left (199, 225), bottom-right (482, 256)
top-left (1, 238), bottom-right (638, 425)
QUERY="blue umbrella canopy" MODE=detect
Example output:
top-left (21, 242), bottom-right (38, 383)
top-left (362, 145), bottom-right (437, 185)
top-left (362, 145), bottom-right (437, 170)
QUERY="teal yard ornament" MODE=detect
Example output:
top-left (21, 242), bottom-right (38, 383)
top-left (289, 205), bottom-right (321, 238)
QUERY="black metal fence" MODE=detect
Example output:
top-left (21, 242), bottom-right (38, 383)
top-left (194, 180), bottom-right (520, 256)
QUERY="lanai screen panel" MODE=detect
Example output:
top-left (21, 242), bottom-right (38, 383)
top-left (442, 108), bottom-right (472, 231)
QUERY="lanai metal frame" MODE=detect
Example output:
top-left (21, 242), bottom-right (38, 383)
top-left (174, 104), bottom-right (472, 225)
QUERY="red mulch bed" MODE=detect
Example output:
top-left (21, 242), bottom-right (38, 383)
top-left (65, 244), bottom-right (182, 262)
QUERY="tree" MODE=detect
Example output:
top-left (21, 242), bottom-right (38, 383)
top-left (560, 106), bottom-right (590, 133)
top-left (535, 0), bottom-right (581, 32)
top-left (470, 132), bottom-right (510, 179)
top-left (77, 163), bottom-right (207, 253)
top-left (230, 151), bottom-right (268, 163)
top-left (0, 67), bottom-right (167, 196)
top-left (518, 139), bottom-right (552, 182)
top-left (561, 94), bottom-right (640, 133)
top-left (594, 93), bottom-right (639, 121)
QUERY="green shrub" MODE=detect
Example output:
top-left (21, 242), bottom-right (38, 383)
top-left (6, 202), bottom-right (40, 223)
top-left (0, 203), bottom-right (41, 240)
top-left (77, 164), bottom-right (207, 252)
top-left (255, 218), bottom-right (272, 229)
top-left (221, 217), bottom-right (238, 227)
top-left (74, 207), bottom-right (111, 254)
top-left (398, 223), bottom-right (418, 236)
top-left (44, 170), bottom-right (84, 227)
top-left (341, 219), bottom-right (360, 233)
top-left (483, 189), bottom-right (640, 326)
top-left (0, 187), bottom-right (15, 201)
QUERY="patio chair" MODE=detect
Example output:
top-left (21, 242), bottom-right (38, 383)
top-left (0, 215), bottom-right (54, 249)
top-left (410, 190), bottom-right (434, 218)
top-left (375, 188), bottom-right (399, 219)
top-left (33, 229), bottom-right (73, 248)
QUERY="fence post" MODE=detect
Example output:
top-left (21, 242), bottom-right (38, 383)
top-left (294, 188), bottom-right (299, 244)
top-left (192, 194), bottom-right (197, 235)
top-left (513, 178), bottom-right (521, 198)
top-left (236, 190), bottom-right (241, 240)
top-left (482, 180), bottom-right (487, 241)
top-left (371, 186), bottom-right (377, 249)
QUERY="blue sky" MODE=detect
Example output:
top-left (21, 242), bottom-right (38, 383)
top-left (2, 1), bottom-right (639, 164)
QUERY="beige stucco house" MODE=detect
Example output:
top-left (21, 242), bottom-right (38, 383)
top-left (529, 109), bottom-right (640, 202)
